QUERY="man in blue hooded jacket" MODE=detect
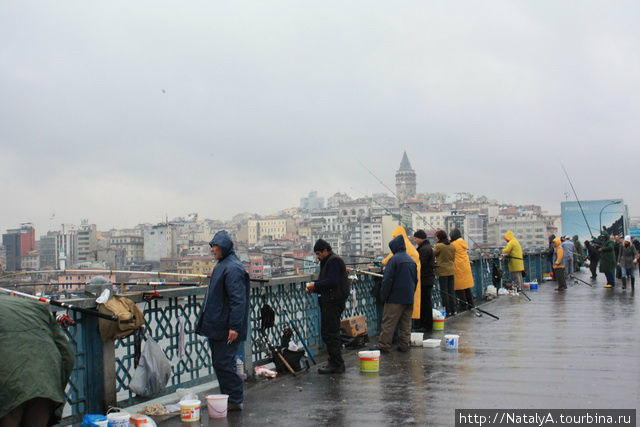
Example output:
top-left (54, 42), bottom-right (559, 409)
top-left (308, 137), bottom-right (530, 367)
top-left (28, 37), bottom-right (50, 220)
top-left (196, 230), bottom-right (250, 410)
top-left (377, 235), bottom-right (417, 353)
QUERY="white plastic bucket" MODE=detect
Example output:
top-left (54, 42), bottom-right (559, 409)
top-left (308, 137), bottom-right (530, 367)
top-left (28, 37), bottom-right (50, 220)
top-left (422, 338), bottom-right (440, 348)
top-left (206, 394), bottom-right (229, 418)
top-left (442, 334), bottom-right (459, 351)
top-left (106, 409), bottom-right (130, 427)
top-left (410, 332), bottom-right (424, 346)
top-left (179, 399), bottom-right (201, 422)
top-left (358, 350), bottom-right (380, 373)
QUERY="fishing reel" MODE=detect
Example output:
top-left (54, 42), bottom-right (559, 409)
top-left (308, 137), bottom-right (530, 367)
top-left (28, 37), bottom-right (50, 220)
top-left (56, 313), bottom-right (75, 328)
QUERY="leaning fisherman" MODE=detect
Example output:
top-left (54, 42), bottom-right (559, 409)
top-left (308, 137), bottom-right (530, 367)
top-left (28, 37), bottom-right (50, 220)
top-left (306, 239), bottom-right (350, 374)
top-left (196, 230), bottom-right (250, 411)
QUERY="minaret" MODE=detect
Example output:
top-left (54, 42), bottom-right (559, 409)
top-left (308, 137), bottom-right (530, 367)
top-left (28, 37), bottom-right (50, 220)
top-left (59, 245), bottom-right (66, 270)
top-left (395, 151), bottom-right (416, 205)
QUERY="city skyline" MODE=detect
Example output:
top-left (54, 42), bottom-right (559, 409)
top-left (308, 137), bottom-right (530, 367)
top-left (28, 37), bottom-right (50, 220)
top-left (2, 2), bottom-right (639, 235)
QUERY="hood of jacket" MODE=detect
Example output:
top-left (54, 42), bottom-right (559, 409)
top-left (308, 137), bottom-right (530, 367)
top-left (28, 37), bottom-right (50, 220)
top-left (389, 235), bottom-right (406, 254)
top-left (209, 230), bottom-right (234, 259)
top-left (504, 230), bottom-right (515, 242)
top-left (553, 237), bottom-right (562, 248)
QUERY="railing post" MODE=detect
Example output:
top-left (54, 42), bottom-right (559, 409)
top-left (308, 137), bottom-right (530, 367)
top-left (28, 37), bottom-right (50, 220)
top-left (81, 313), bottom-right (114, 413)
top-left (243, 318), bottom-right (254, 380)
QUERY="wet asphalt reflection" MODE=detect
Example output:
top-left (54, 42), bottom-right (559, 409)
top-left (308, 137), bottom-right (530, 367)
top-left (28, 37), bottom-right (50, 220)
top-left (161, 271), bottom-right (640, 426)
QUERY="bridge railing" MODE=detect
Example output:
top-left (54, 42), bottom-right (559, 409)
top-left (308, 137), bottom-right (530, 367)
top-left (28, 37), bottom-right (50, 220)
top-left (54, 251), bottom-right (548, 425)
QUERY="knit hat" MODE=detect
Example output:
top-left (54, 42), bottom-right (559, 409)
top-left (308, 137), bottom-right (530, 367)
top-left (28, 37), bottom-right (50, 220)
top-left (413, 229), bottom-right (427, 239)
top-left (313, 239), bottom-right (332, 252)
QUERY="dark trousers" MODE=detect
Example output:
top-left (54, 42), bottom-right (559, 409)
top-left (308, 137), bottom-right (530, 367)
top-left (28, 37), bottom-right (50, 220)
top-left (554, 268), bottom-right (567, 289)
top-left (604, 270), bottom-right (615, 286)
top-left (455, 288), bottom-right (474, 311)
top-left (589, 259), bottom-right (598, 278)
top-left (320, 300), bottom-right (345, 368)
top-left (420, 277), bottom-right (434, 331)
top-left (209, 339), bottom-right (243, 404)
top-left (438, 275), bottom-right (455, 316)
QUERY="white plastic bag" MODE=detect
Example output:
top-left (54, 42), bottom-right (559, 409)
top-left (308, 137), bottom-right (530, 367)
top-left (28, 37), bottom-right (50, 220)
top-left (129, 332), bottom-right (172, 397)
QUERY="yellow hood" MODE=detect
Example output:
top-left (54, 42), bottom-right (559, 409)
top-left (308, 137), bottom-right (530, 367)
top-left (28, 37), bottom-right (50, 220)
top-left (553, 237), bottom-right (562, 248)
top-left (504, 230), bottom-right (514, 242)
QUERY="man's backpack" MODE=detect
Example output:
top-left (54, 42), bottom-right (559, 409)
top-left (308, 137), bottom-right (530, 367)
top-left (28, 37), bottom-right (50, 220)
top-left (98, 295), bottom-right (146, 340)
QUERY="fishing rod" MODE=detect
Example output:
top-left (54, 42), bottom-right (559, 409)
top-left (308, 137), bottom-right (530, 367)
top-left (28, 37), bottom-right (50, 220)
top-left (561, 163), bottom-right (595, 240)
top-left (0, 287), bottom-right (119, 321)
top-left (438, 288), bottom-right (500, 320)
top-left (0, 269), bottom-right (269, 283)
top-left (569, 274), bottom-right (594, 287)
top-left (359, 161), bottom-right (531, 302)
top-left (1, 281), bottom-right (206, 289)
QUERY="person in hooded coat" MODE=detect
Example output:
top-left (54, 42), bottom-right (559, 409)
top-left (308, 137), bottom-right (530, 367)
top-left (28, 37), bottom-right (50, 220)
top-left (196, 230), bottom-right (250, 410)
top-left (572, 235), bottom-right (584, 271)
top-left (377, 235), bottom-right (418, 353)
top-left (561, 236), bottom-right (575, 277)
top-left (433, 230), bottom-right (456, 317)
top-left (598, 231), bottom-right (616, 288)
top-left (450, 229), bottom-right (475, 312)
top-left (502, 231), bottom-right (524, 290)
top-left (382, 225), bottom-right (421, 320)
top-left (552, 237), bottom-right (567, 291)
top-left (617, 236), bottom-right (638, 290)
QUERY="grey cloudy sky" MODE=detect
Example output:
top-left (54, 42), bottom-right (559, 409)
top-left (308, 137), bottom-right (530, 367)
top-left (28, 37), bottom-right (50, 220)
top-left (1, 1), bottom-right (639, 235)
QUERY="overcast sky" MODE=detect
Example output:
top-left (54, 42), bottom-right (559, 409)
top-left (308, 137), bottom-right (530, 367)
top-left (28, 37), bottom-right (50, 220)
top-left (1, 1), bottom-right (639, 235)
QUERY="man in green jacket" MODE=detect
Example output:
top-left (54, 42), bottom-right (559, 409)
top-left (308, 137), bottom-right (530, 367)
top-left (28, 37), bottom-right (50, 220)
top-left (598, 231), bottom-right (616, 288)
top-left (0, 295), bottom-right (75, 426)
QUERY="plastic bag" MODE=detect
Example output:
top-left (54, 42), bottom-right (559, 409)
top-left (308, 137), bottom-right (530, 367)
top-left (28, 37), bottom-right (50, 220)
top-left (129, 331), bottom-right (172, 397)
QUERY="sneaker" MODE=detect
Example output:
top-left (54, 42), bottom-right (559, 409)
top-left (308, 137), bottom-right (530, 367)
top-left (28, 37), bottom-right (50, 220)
top-left (603, 285), bottom-right (612, 288)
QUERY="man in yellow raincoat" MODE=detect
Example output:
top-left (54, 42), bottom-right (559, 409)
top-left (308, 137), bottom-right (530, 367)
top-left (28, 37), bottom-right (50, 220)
top-left (383, 225), bottom-right (421, 319)
top-left (450, 229), bottom-right (475, 311)
top-left (502, 230), bottom-right (525, 290)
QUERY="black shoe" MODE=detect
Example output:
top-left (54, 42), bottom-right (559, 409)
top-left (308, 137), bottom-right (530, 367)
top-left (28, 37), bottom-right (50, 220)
top-left (228, 403), bottom-right (243, 411)
top-left (318, 365), bottom-right (345, 374)
top-left (397, 346), bottom-right (409, 353)
top-left (371, 346), bottom-right (389, 353)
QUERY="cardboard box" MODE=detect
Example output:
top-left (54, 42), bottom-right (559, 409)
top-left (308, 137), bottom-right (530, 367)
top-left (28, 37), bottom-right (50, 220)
top-left (340, 315), bottom-right (367, 337)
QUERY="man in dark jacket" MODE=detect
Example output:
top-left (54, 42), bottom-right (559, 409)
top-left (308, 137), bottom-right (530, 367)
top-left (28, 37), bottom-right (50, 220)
top-left (585, 240), bottom-right (599, 279)
top-left (598, 231), bottom-right (616, 288)
top-left (196, 230), bottom-right (250, 410)
top-left (306, 239), bottom-right (350, 374)
top-left (377, 235), bottom-right (418, 353)
top-left (413, 229), bottom-right (435, 332)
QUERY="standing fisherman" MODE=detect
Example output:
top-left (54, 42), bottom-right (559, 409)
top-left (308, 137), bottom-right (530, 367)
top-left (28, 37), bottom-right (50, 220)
top-left (413, 229), bottom-right (435, 331)
top-left (502, 231), bottom-right (525, 290)
top-left (196, 230), bottom-right (250, 410)
top-left (450, 229), bottom-right (475, 312)
top-left (617, 236), bottom-right (638, 290)
top-left (306, 239), bottom-right (350, 374)
top-left (598, 231), bottom-right (616, 288)
top-left (434, 230), bottom-right (456, 317)
top-left (377, 235), bottom-right (418, 353)
top-left (562, 236), bottom-right (575, 277)
top-left (552, 238), bottom-right (567, 291)
top-left (585, 240), bottom-right (600, 280)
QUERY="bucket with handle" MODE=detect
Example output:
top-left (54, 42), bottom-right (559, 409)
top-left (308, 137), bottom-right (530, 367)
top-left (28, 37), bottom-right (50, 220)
top-left (106, 408), bottom-right (130, 427)
top-left (358, 350), bottom-right (380, 373)
top-left (206, 394), bottom-right (229, 418)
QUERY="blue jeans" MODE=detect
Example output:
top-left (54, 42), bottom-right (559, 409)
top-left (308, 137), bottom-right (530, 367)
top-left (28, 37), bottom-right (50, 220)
top-left (209, 339), bottom-right (243, 404)
top-left (621, 266), bottom-right (635, 277)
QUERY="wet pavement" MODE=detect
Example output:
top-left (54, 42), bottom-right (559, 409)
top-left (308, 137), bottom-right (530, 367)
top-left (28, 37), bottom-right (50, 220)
top-left (157, 271), bottom-right (640, 426)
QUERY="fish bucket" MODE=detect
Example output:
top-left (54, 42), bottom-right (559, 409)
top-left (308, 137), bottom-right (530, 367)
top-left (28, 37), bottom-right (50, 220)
top-left (179, 399), bottom-right (201, 422)
top-left (433, 318), bottom-right (444, 330)
top-left (410, 332), bottom-right (424, 346)
top-left (442, 334), bottom-right (459, 351)
top-left (358, 350), bottom-right (380, 373)
top-left (106, 409), bottom-right (130, 427)
top-left (530, 282), bottom-right (539, 290)
top-left (206, 394), bottom-right (229, 419)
